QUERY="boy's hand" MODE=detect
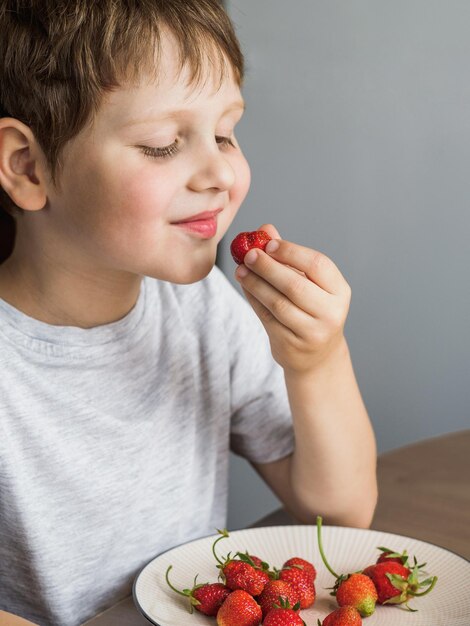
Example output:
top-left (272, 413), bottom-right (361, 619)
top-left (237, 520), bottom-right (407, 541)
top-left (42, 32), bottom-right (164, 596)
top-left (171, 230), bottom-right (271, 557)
top-left (235, 223), bottom-right (352, 375)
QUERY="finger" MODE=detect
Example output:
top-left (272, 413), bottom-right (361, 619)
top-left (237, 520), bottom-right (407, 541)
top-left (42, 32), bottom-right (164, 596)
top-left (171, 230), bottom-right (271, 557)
top-left (257, 222), bottom-right (281, 240)
top-left (241, 247), bottom-right (330, 318)
top-left (263, 239), bottom-right (348, 295)
top-left (240, 284), bottom-right (294, 338)
top-left (237, 266), bottom-right (317, 338)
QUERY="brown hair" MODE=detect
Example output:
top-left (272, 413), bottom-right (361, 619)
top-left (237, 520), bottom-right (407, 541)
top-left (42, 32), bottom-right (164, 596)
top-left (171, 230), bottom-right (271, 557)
top-left (0, 0), bottom-right (244, 261)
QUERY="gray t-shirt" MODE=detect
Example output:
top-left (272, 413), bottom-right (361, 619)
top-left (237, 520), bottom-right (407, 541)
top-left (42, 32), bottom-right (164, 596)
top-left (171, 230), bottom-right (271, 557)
top-left (0, 267), bottom-right (294, 626)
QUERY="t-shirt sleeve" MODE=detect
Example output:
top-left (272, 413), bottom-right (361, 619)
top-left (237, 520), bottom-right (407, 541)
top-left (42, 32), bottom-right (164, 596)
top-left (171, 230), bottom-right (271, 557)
top-left (211, 267), bottom-right (295, 464)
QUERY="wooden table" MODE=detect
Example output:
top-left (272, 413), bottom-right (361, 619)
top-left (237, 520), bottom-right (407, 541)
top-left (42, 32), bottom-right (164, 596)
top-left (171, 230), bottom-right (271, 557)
top-left (371, 429), bottom-right (470, 557)
top-left (83, 430), bottom-right (470, 625)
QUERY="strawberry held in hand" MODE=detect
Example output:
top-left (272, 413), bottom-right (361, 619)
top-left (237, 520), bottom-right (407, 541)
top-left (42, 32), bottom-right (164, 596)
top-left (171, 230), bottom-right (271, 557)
top-left (316, 517), bottom-right (377, 617)
top-left (233, 223), bottom-right (352, 375)
top-left (230, 230), bottom-right (272, 265)
top-left (216, 589), bottom-right (262, 626)
top-left (317, 606), bottom-right (362, 626)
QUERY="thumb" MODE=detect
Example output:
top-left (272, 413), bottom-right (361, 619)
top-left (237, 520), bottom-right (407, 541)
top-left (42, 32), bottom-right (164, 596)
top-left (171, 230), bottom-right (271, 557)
top-left (258, 223), bottom-right (281, 240)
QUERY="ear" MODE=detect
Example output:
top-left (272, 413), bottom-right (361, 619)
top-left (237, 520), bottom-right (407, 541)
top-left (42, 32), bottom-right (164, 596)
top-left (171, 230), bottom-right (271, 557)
top-left (0, 118), bottom-right (48, 211)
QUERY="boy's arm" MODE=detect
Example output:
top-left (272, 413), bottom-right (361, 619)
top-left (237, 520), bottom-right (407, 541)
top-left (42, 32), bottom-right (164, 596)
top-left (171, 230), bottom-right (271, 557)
top-left (0, 612), bottom-right (39, 626)
top-left (235, 224), bottom-right (377, 528)
top-left (252, 336), bottom-right (377, 528)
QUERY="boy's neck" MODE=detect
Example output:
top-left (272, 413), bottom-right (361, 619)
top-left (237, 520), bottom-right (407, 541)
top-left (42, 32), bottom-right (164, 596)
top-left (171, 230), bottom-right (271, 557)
top-left (0, 255), bottom-right (143, 329)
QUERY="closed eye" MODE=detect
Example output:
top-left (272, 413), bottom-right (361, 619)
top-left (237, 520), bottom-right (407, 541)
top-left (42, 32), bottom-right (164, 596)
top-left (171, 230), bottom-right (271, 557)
top-left (139, 135), bottom-right (236, 160)
top-left (139, 142), bottom-right (179, 159)
top-left (216, 136), bottom-right (236, 148)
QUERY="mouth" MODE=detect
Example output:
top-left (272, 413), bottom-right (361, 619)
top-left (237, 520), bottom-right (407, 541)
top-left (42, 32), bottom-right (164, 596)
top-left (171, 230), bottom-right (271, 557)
top-left (171, 209), bottom-right (223, 239)
top-left (171, 208), bottom-right (223, 224)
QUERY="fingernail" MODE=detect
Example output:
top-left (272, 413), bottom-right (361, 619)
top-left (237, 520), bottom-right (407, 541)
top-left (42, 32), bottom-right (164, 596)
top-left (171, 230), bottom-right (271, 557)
top-left (265, 239), bottom-right (280, 254)
top-left (236, 265), bottom-right (249, 279)
top-left (244, 249), bottom-right (258, 265)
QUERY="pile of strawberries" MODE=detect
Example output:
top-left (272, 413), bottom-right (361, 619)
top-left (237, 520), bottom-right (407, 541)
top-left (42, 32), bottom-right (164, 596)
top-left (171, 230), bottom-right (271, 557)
top-left (166, 528), bottom-right (315, 625)
top-left (164, 519), bottom-right (438, 626)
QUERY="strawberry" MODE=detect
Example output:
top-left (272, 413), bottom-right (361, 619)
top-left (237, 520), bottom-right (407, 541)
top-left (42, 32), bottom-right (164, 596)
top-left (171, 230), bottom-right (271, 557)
top-left (316, 516), bottom-right (377, 617)
top-left (216, 589), bottom-right (262, 626)
top-left (317, 606), bottom-right (362, 626)
top-left (247, 555), bottom-right (264, 568)
top-left (257, 579), bottom-right (300, 618)
top-left (279, 566), bottom-right (316, 609)
top-left (362, 561), bottom-right (437, 610)
top-left (230, 230), bottom-right (272, 265)
top-left (165, 565), bottom-right (230, 615)
top-left (238, 550), bottom-right (271, 573)
top-left (335, 574), bottom-right (377, 617)
top-left (283, 557), bottom-right (317, 583)
top-left (212, 529), bottom-right (269, 596)
top-left (263, 598), bottom-right (305, 626)
top-left (222, 559), bottom-right (269, 595)
top-left (192, 583), bottom-right (231, 616)
top-left (362, 562), bottom-right (410, 604)
top-left (376, 546), bottom-right (410, 567)
top-left (263, 608), bottom-right (305, 626)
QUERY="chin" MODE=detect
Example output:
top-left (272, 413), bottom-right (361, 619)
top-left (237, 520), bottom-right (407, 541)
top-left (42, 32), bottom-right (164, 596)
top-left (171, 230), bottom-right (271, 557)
top-left (147, 257), bottom-right (215, 285)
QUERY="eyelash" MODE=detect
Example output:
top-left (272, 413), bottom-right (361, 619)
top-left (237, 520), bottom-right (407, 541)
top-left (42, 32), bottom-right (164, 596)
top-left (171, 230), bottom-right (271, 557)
top-left (140, 136), bottom-right (235, 160)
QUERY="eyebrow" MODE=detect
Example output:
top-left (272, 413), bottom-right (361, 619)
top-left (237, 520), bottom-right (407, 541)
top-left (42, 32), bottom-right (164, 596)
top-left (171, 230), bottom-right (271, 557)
top-left (123, 100), bottom-right (246, 128)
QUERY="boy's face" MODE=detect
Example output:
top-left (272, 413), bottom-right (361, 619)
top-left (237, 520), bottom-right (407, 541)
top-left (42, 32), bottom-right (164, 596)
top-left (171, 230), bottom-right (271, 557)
top-left (45, 34), bottom-right (250, 284)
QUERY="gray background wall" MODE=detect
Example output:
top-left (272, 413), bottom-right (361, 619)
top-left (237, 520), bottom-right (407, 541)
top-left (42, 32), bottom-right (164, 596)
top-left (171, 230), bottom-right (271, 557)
top-left (223, 0), bottom-right (470, 529)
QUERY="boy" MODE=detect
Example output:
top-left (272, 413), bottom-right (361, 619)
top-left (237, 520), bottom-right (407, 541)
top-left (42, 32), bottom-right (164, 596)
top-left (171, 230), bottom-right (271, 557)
top-left (0, 1), bottom-right (377, 624)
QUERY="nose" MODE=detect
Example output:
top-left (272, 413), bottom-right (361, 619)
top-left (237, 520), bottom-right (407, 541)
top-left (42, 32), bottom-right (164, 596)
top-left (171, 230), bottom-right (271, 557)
top-left (187, 145), bottom-right (236, 193)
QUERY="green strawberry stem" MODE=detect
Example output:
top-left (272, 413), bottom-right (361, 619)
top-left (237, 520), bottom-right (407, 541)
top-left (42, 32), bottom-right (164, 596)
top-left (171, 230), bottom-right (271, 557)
top-left (236, 551), bottom-right (257, 567)
top-left (377, 546), bottom-right (408, 561)
top-left (377, 546), bottom-right (428, 569)
top-left (165, 566), bottom-right (203, 614)
top-left (165, 565), bottom-right (187, 597)
top-left (410, 575), bottom-right (438, 597)
top-left (165, 565), bottom-right (199, 599)
top-left (212, 528), bottom-right (230, 566)
top-left (316, 516), bottom-right (340, 579)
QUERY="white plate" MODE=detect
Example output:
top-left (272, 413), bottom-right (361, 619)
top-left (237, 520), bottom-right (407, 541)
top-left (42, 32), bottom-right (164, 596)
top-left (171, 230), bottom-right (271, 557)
top-left (133, 525), bottom-right (470, 625)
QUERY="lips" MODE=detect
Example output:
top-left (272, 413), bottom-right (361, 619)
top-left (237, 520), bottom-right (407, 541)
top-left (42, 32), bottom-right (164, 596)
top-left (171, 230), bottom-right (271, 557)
top-left (171, 208), bottom-right (223, 239)
top-left (171, 208), bottom-right (223, 224)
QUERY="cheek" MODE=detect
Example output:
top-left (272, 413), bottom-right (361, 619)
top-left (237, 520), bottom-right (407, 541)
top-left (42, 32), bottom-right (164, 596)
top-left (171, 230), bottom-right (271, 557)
top-left (116, 173), bottom-right (169, 220)
top-left (100, 160), bottom-right (180, 237)
top-left (229, 154), bottom-right (251, 209)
